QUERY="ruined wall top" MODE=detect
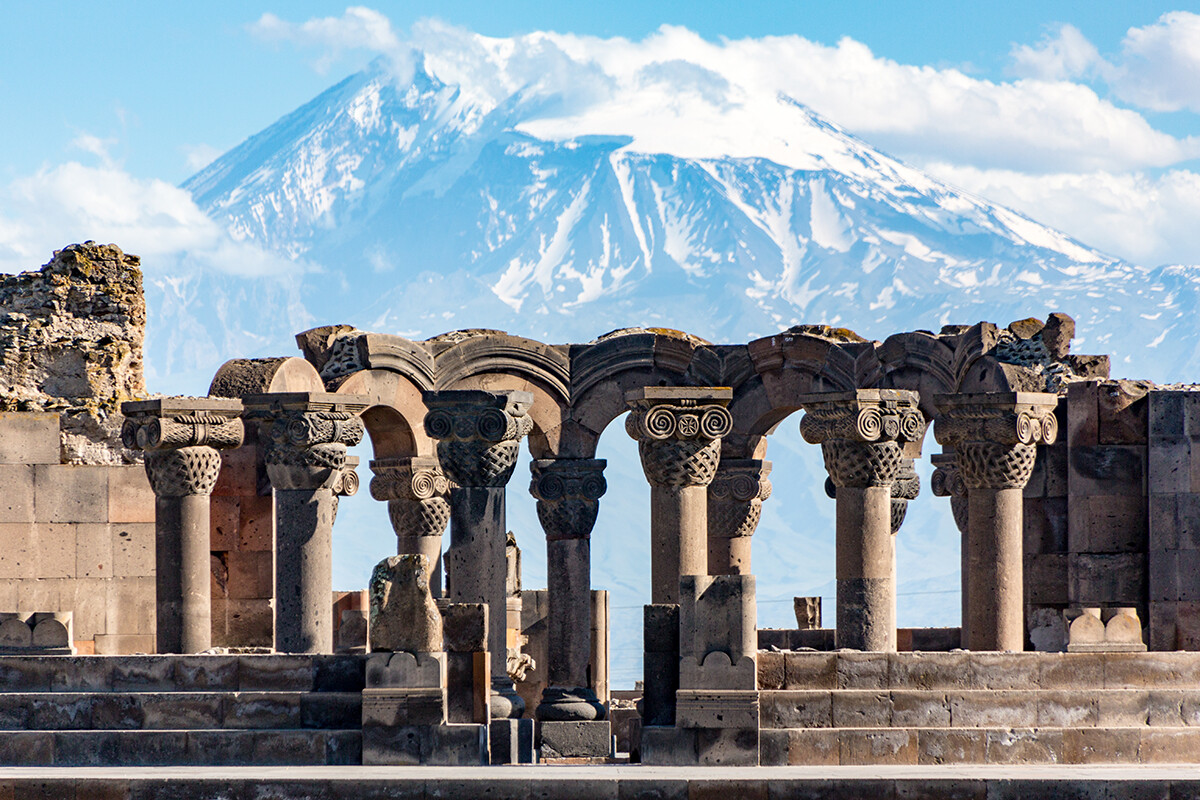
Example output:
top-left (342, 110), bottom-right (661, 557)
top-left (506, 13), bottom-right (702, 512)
top-left (0, 243), bottom-right (146, 464)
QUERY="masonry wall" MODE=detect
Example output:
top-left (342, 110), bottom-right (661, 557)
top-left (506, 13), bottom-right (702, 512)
top-left (0, 412), bottom-right (155, 653)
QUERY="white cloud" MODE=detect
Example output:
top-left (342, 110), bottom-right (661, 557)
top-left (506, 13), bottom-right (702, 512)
top-left (0, 158), bottom-right (300, 278)
top-left (249, 6), bottom-right (414, 79)
top-left (924, 162), bottom-right (1200, 266)
top-left (1011, 24), bottom-right (1106, 81)
top-left (1113, 11), bottom-right (1200, 112)
top-left (182, 143), bottom-right (222, 172)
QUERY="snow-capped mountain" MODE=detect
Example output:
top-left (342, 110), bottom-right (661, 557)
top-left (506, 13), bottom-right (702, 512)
top-left (165, 48), bottom-right (1199, 687)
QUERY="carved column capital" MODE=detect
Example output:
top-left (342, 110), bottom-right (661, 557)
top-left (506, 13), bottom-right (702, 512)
top-left (933, 392), bottom-right (1058, 490)
top-left (625, 387), bottom-right (734, 488)
top-left (799, 390), bottom-right (925, 489)
top-left (370, 456), bottom-right (452, 539)
top-left (708, 459), bottom-right (772, 540)
top-left (529, 458), bottom-right (607, 541)
top-left (243, 393), bottom-right (368, 491)
top-left (122, 397), bottom-right (245, 498)
top-left (423, 390), bottom-right (534, 488)
top-left (889, 458), bottom-right (921, 534)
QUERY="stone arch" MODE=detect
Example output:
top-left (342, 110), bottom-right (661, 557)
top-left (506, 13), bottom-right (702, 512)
top-left (568, 329), bottom-right (712, 458)
top-left (430, 332), bottom-right (571, 461)
top-left (875, 331), bottom-right (957, 422)
top-left (335, 368), bottom-right (430, 459)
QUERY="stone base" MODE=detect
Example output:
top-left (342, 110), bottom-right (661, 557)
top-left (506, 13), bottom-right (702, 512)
top-left (488, 718), bottom-right (535, 764)
top-left (362, 723), bottom-right (487, 766)
top-left (640, 725), bottom-right (759, 766)
top-left (538, 720), bottom-right (611, 759)
top-left (1067, 642), bottom-right (1148, 652)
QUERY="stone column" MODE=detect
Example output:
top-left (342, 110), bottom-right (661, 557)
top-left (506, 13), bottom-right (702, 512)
top-left (707, 459), bottom-right (772, 575)
top-left (244, 392), bottom-right (367, 654)
top-left (930, 450), bottom-right (970, 643)
top-left (122, 398), bottom-right (244, 654)
top-left (529, 458), bottom-right (607, 722)
top-left (934, 392), bottom-right (1058, 652)
top-left (424, 389), bottom-right (533, 719)
top-left (370, 456), bottom-right (452, 596)
top-left (800, 390), bottom-right (925, 652)
top-left (626, 387), bottom-right (734, 603)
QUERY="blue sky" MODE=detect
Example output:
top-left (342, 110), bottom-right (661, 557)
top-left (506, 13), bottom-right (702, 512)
top-left (2, 3), bottom-right (1199, 268)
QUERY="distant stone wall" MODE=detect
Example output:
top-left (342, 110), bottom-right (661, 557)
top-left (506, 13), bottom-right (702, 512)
top-left (0, 242), bottom-right (146, 464)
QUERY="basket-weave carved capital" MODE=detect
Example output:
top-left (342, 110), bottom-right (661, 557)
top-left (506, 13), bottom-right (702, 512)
top-left (121, 397), bottom-right (245, 498)
top-left (800, 391), bottom-right (922, 490)
top-left (933, 393), bottom-right (1058, 491)
top-left (708, 459), bottom-right (772, 540)
top-left (371, 456), bottom-right (452, 539)
top-left (626, 387), bottom-right (733, 489)
top-left (889, 458), bottom-right (921, 534)
top-left (530, 458), bottom-right (607, 541)
top-left (423, 390), bottom-right (534, 488)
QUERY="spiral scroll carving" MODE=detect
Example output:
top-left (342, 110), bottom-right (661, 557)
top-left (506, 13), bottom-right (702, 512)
top-left (423, 394), bottom-right (533, 489)
top-left (626, 394), bottom-right (733, 490)
top-left (144, 446), bottom-right (223, 497)
top-left (708, 460), bottom-right (773, 540)
top-left (529, 459), bottom-right (607, 541)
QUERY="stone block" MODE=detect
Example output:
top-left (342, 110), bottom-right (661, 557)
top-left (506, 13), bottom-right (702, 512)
top-left (304, 692), bottom-right (366, 731)
top-left (1077, 495), bottom-right (1148, 553)
top-left (1068, 382), bottom-right (1100, 448)
top-left (112, 524), bottom-right (155, 579)
top-left (116, 729), bottom-right (189, 765)
top-left (173, 655), bottom-right (239, 690)
top-left (218, 598), bottom-right (273, 648)
top-left (1150, 391), bottom-right (1187, 440)
top-left (181, 728), bottom-right (255, 766)
top-left (440, 603), bottom-right (488, 652)
top-left (1069, 446), bottom-right (1146, 497)
top-left (362, 688), bottom-right (446, 726)
top-left (0, 413), bottom-right (59, 464)
top-left (676, 690), bottom-right (758, 729)
top-left (831, 690), bottom-right (891, 727)
top-left (695, 726), bottom-right (758, 766)
top-left (1140, 728), bottom-right (1200, 764)
top-left (784, 652), bottom-right (836, 689)
top-left (93, 634), bottom-right (154, 655)
top-left (365, 651), bottom-right (444, 690)
top-left (1, 617), bottom-right (35, 650)
top-left (639, 725), bottom-right (697, 766)
top-left (1177, 603), bottom-right (1200, 650)
top-left (1097, 381), bottom-right (1151, 445)
top-left (984, 728), bottom-right (1061, 765)
top-left (224, 692), bottom-right (300, 729)
top-left (892, 690), bottom-right (952, 727)
top-left (1033, 689), bottom-right (1096, 727)
top-left (75, 523), bottom-right (112, 580)
top-left (212, 443), bottom-right (258, 497)
top-left (49, 655), bottom-right (112, 691)
top-left (1179, 493), bottom-right (1200, 551)
top-left (785, 728), bottom-right (839, 766)
top-left (224, 550), bottom-right (272, 600)
top-left (1180, 692), bottom-right (1200, 726)
top-left (968, 652), bottom-right (1039, 689)
top-left (758, 690), bottom-right (831, 729)
top-left (237, 492), bottom-right (274, 551)
top-left (0, 730), bottom-right (53, 765)
top-left (917, 729), bottom-right (985, 765)
top-left (104, 577), bottom-right (154, 636)
top-left (1096, 690), bottom-right (1149, 726)
top-left (141, 694), bottom-right (224, 729)
top-left (33, 465), bottom-right (108, 523)
top-left (53, 729), bottom-right (121, 766)
top-left (1149, 601), bottom-right (1178, 650)
top-left (1104, 652), bottom-right (1200, 688)
top-left (1148, 689), bottom-right (1184, 726)
top-left (489, 718), bottom-right (534, 765)
top-left (1025, 555), bottom-right (1069, 605)
top-left (111, 657), bottom-right (175, 691)
top-left (908, 627), bottom-right (962, 652)
top-left (949, 691), bottom-right (1036, 728)
top-left (1149, 442), bottom-right (1190, 494)
top-left (250, 729), bottom-right (327, 765)
top-left (33, 523), bottom-right (75, 579)
top-left (1069, 553), bottom-right (1147, 605)
top-left (1150, 492), bottom-right (1179, 550)
top-left (312, 654), bottom-right (367, 693)
top-left (209, 496), bottom-right (239, 552)
top-left (0, 465), bottom-right (35, 523)
top-left (425, 723), bottom-right (489, 767)
top-left (31, 614), bottom-right (71, 649)
top-left (836, 652), bottom-right (888, 689)
top-left (839, 728), bottom-right (917, 765)
top-left (0, 524), bottom-right (36, 579)
top-left (539, 720), bottom-right (611, 758)
top-left (888, 652), bottom-right (969, 690)
top-left (28, 693), bottom-right (93, 729)
top-left (792, 628), bottom-right (836, 650)
top-left (756, 650), bottom-right (783, 689)
top-left (1063, 727), bottom-right (1140, 764)
top-left (107, 467), bottom-right (154, 524)
top-left (238, 654), bottom-right (312, 691)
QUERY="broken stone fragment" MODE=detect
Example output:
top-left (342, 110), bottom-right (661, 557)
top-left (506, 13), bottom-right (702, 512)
top-left (369, 554), bottom-right (442, 653)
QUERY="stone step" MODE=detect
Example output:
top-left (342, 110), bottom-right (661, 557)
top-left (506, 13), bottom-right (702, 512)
top-left (0, 653), bottom-right (366, 693)
top-left (0, 691), bottom-right (361, 731)
top-left (0, 728), bottom-right (362, 766)
top-left (761, 726), bottom-right (1200, 766)
top-left (761, 688), bottom-right (1200, 729)
top-left (758, 650), bottom-right (1200, 692)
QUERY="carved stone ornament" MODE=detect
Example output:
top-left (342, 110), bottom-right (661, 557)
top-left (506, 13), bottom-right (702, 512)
top-left (423, 390), bottom-right (534, 488)
top-left (529, 458), bottom-right (607, 541)
top-left (242, 393), bottom-right (368, 492)
top-left (889, 458), bottom-right (921, 534)
top-left (930, 452), bottom-right (970, 535)
top-left (121, 397), bottom-right (245, 498)
top-left (798, 390), bottom-right (925, 490)
top-left (370, 456), bottom-right (452, 539)
top-left (625, 387), bottom-right (734, 489)
top-left (933, 392), bottom-right (1058, 491)
top-left (708, 459), bottom-right (773, 540)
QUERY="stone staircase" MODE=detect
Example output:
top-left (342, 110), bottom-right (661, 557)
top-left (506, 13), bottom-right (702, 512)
top-left (758, 650), bottom-right (1200, 765)
top-left (0, 654), bottom-right (365, 765)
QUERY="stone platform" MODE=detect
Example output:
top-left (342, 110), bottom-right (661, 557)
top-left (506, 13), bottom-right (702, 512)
top-left (3, 765), bottom-right (1200, 799)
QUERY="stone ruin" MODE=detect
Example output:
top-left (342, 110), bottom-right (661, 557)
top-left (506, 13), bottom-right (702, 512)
top-left (2, 244), bottom-right (1200, 771)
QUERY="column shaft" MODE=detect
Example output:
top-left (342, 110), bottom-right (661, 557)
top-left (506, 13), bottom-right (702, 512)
top-left (155, 496), bottom-right (214, 654)
top-left (650, 485), bottom-right (707, 603)
top-left (835, 485), bottom-right (895, 652)
top-left (708, 536), bottom-right (752, 576)
top-left (547, 537), bottom-right (590, 688)
top-left (398, 533), bottom-right (444, 597)
top-left (275, 487), bottom-right (337, 653)
top-left (966, 487), bottom-right (1024, 651)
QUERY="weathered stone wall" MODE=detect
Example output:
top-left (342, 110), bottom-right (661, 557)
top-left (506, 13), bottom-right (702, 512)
top-left (0, 242), bottom-right (146, 464)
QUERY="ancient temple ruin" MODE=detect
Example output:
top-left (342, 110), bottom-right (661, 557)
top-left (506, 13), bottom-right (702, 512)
top-left (2, 243), bottom-right (1200, 770)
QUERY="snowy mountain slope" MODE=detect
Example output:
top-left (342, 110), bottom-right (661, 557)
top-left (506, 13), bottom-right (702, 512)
top-left (164, 50), bottom-right (1200, 687)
